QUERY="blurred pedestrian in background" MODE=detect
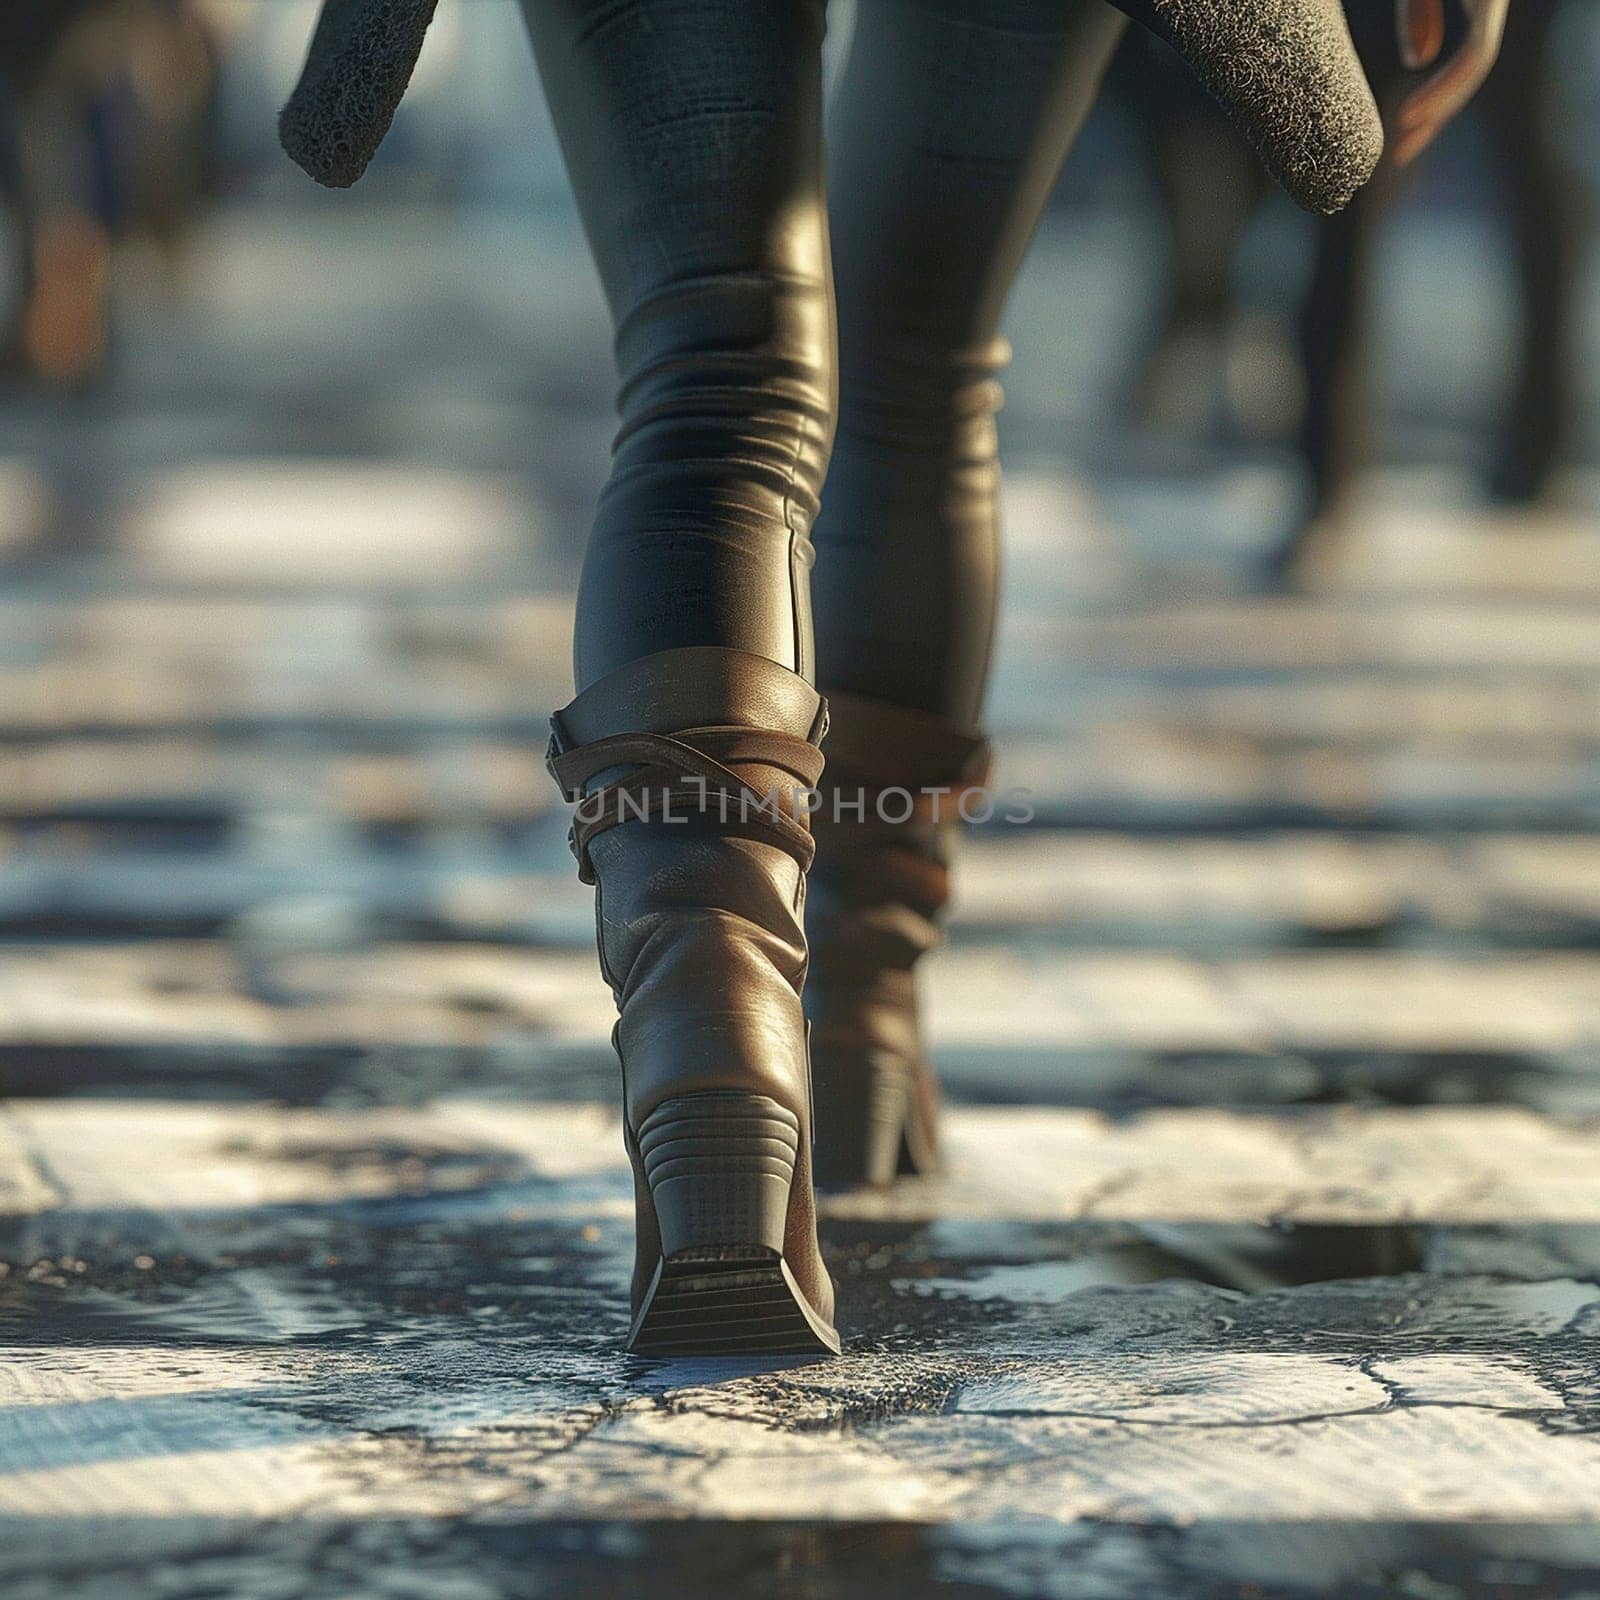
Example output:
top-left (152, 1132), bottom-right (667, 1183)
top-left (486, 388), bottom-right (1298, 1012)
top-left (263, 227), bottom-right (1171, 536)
top-left (1112, 0), bottom-right (1581, 583)
top-left (1, 0), bottom-right (217, 387)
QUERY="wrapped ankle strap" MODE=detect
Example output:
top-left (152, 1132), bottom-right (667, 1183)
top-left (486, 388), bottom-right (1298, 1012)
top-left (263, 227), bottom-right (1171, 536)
top-left (818, 690), bottom-right (990, 794)
top-left (547, 723), bottom-right (826, 886)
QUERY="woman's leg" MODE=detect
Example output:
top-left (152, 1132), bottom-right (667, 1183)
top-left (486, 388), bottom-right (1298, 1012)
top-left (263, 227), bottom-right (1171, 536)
top-left (520, 0), bottom-right (834, 688)
top-left (815, 0), bottom-right (1124, 723)
top-left (805, 0), bottom-right (1126, 1186)
top-left (521, 0), bottom-right (840, 1351)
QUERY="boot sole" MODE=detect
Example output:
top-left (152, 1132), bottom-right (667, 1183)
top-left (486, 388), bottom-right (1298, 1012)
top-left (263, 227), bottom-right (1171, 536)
top-left (628, 1092), bottom-right (839, 1356)
top-left (628, 1247), bottom-right (841, 1356)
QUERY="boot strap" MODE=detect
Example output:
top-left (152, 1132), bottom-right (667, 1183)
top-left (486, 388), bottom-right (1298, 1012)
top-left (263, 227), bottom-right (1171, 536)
top-left (818, 689), bottom-right (992, 796)
top-left (810, 695), bottom-right (992, 917)
top-left (547, 724), bottom-right (825, 886)
top-left (816, 738), bottom-right (993, 839)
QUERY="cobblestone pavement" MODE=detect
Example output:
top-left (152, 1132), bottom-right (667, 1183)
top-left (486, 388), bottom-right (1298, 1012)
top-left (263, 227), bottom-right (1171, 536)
top-left (2, 208), bottom-right (1600, 1598)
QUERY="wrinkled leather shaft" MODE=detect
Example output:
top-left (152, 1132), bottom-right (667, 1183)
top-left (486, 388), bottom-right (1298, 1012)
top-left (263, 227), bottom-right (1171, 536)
top-left (550, 647), bottom-right (832, 1315)
top-left (814, 0), bottom-right (1127, 725)
top-left (806, 692), bottom-right (988, 985)
top-left (520, 0), bottom-right (833, 689)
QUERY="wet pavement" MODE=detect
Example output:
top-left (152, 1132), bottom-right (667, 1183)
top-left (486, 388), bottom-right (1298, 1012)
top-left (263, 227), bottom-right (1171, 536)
top-left (3, 201), bottom-right (1600, 1597)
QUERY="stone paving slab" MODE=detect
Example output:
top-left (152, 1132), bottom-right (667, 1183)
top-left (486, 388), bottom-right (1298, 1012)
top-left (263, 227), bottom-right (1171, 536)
top-left (7, 1341), bottom-right (1594, 1526)
top-left (5, 939), bottom-right (1599, 1127)
top-left (8, 591), bottom-right (1600, 737)
top-left (9, 1099), bottom-right (1600, 1231)
top-left (6, 942), bottom-right (1597, 1063)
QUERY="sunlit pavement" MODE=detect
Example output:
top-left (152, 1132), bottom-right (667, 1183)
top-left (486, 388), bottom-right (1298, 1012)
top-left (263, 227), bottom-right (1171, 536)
top-left (2, 206), bottom-right (1600, 1598)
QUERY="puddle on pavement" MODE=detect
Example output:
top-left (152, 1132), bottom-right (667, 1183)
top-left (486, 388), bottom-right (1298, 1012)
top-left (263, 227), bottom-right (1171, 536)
top-left (0, 1039), bottom-right (621, 1105)
top-left (8, 1044), bottom-right (1590, 1123)
top-left (875, 1220), bottom-right (1428, 1311)
top-left (865, 1218), bottom-right (1600, 1318)
top-left (935, 1518), bottom-right (1600, 1600)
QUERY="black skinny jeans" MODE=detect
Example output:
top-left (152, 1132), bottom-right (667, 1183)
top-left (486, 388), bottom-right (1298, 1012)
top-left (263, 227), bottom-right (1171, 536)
top-left (520, 0), bottom-right (1127, 723)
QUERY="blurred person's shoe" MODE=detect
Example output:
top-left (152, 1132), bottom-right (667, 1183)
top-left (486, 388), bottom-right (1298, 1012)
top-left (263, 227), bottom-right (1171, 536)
top-left (805, 693), bottom-right (990, 1189)
top-left (547, 647), bottom-right (839, 1356)
top-left (1108, 0), bottom-right (1383, 215)
top-left (1486, 434), bottom-right (1563, 510)
top-left (1258, 500), bottom-right (1352, 593)
top-left (20, 214), bottom-right (111, 388)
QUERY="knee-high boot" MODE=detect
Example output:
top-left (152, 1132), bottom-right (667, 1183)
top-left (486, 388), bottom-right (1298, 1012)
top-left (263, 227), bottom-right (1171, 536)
top-left (805, 692), bottom-right (990, 1189)
top-left (547, 646), bottom-right (839, 1354)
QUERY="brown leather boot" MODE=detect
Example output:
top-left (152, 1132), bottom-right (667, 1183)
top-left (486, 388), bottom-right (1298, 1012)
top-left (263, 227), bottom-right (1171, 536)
top-left (805, 691), bottom-right (990, 1189)
top-left (547, 647), bottom-right (839, 1355)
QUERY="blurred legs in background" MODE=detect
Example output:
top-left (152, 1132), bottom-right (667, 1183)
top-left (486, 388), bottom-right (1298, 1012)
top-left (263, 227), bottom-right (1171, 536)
top-left (1113, 1), bottom-right (1582, 584)
top-left (1281, 0), bottom-right (1575, 578)
top-left (0, 2), bottom-right (111, 385)
top-left (1477, 0), bottom-right (1582, 505)
top-left (1111, 31), bottom-right (1271, 436)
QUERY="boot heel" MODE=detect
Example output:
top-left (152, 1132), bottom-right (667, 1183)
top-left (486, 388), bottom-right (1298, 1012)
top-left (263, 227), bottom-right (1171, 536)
top-left (641, 1091), bottom-right (797, 1256)
top-left (813, 1049), bottom-right (918, 1189)
top-left (628, 1092), bottom-right (840, 1356)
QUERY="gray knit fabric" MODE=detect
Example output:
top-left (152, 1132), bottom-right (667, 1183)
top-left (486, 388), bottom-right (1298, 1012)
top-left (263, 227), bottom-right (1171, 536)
top-left (1115, 0), bottom-right (1384, 214)
top-left (278, 0), bottom-right (439, 189)
top-left (280, 0), bottom-right (1382, 212)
